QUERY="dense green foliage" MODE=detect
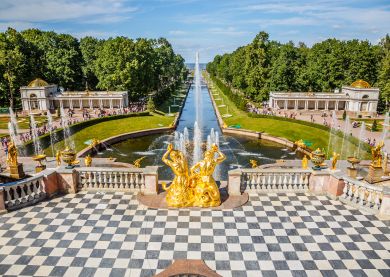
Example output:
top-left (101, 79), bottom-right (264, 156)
top-left (207, 31), bottom-right (389, 109)
top-left (210, 75), bottom-right (247, 110)
top-left (0, 28), bottom-right (188, 109)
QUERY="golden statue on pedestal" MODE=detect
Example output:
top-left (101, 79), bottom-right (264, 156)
top-left (162, 143), bottom-right (226, 208)
top-left (7, 141), bottom-right (18, 167)
top-left (371, 141), bottom-right (384, 167)
top-left (302, 155), bottom-right (308, 169)
top-left (85, 155), bottom-right (92, 167)
top-left (133, 156), bottom-right (146, 168)
top-left (56, 150), bottom-right (61, 166)
top-left (249, 159), bottom-right (258, 168)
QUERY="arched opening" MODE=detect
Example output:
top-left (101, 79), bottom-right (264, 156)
top-left (29, 94), bottom-right (39, 110)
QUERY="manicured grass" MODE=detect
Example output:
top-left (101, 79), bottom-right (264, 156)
top-left (157, 85), bottom-right (188, 114)
top-left (44, 113), bottom-right (174, 156)
top-left (0, 116), bottom-right (51, 129)
top-left (206, 75), bottom-right (369, 159)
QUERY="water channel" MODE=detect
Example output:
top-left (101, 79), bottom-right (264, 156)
top-left (97, 76), bottom-right (299, 180)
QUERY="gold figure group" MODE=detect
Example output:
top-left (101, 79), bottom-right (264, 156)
top-left (162, 143), bottom-right (226, 208)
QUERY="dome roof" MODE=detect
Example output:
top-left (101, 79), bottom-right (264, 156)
top-left (28, 78), bottom-right (49, 87)
top-left (350, 79), bottom-right (371, 89)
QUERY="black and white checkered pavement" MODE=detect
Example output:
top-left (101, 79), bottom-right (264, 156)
top-left (0, 191), bottom-right (389, 277)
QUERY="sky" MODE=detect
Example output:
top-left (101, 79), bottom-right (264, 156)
top-left (0, 0), bottom-right (389, 63)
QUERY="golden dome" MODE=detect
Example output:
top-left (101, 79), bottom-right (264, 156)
top-left (28, 78), bottom-right (49, 87)
top-left (351, 79), bottom-right (371, 89)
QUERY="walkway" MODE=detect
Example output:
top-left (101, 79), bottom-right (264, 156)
top-left (0, 191), bottom-right (389, 276)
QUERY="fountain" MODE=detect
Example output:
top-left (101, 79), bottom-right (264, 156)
top-left (326, 111), bottom-right (340, 157)
top-left (382, 112), bottom-right (389, 143)
top-left (8, 108), bottom-right (22, 147)
top-left (194, 51), bottom-right (202, 127)
top-left (193, 121), bottom-right (202, 164)
top-left (30, 114), bottom-right (47, 172)
top-left (356, 121), bottom-right (366, 159)
top-left (340, 115), bottom-right (351, 159)
top-left (46, 111), bottom-right (57, 156)
top-left (60, 108), bottom-right (75, 150)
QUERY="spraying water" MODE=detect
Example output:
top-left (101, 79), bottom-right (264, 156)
top-left (340, 115), bottom-right (351, 159)
top-left (30, 115), bottom-right (42, 155)
top-left (46, 111), bottom-right (57, 156)
top-left (357, 122), bottom-right (366, 159)
top-left (382, 112), bottom-right (389, 143)
top-left (327, 111), bottom-right (340, 157)
top-left (60, 108), bottom-right (75, 150)
top-left (8, 108), bottom-right (22, 147)
top-left (194, 52), bottom-right (202, 127)
top-left (193, 121), bottom-right (202, 164)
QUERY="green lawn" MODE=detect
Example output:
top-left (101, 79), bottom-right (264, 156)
top-left (0, 116), bottom-right (52, 129)
top-left (206, 75), bottom-right (369, 159)
top-left (44, 113), bottom-right (174, 156)
top-left (157, 85), bottom-right (188, 114)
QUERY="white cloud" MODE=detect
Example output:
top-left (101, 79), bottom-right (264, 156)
top-left (169, 30), bottom-right (187, 35)
top-left (0, 0), bottom-right (137, 23)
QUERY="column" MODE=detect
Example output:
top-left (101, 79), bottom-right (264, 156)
top-left (79, 99), bottom-right (83, 109)
top-left (89, 99), bottom-right (92, 109)
top-left (284, 100), bottom-right (288, 110)
top-left (294, 100), bottom-right (298, 110)
top-left (69, 99), bottom-right (73, 109)
top-left (315, 101), bottom-right (318, 110)
top-left (109, 99), bottom-right (113, 109)
top-left (305, 100), bottom-right (308, 110)
top-left (325, 101), bottom-right (329, 110)
top-left (99, 99), bottom-right (103, 109)
top-left (60, 100), bottom-right (63, 109)
top-left (335, 101), bottom-right (339, 111)
top-left (120, 99), bottom-right (123, 109)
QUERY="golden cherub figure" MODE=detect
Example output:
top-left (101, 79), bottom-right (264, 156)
top-left (55, 150), bottom-right (61, 166)
top-left (249, 159), bottom-right (258, 168)
top-left (331, 152), bottom-right (340, 170)
top-left (85, 155), bottom-right (92, 167)
top-left (302, 155), bottom-right (308, 169)
top-left (371, 141), bottom-right (384, 167)
top-left (7, 141), bottom-right (18, 167)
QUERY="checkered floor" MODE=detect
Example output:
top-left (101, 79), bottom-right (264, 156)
top-left (0, 192), bottom-right (389, 277)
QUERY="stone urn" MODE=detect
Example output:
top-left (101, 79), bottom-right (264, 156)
top-left (61, 147), bottom-right (77, 169)
top-left (347, 156), bottom-right (360, 178)
top-left (310, 148), bottom-right (325, 170)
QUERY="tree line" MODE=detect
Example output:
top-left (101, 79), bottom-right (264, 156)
top-left (207, 31), bottom-right (390, 110)
top-left (0, 27), bottom-right (188, 109)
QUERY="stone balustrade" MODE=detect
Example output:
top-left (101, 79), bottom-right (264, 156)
top-left (340, 176), bottom-right (384, 213)
top-left (76, 166), bottom-right (159, 195)
top-left (1, 174), bottom-right (46, 211)
top-left (228, 168), bottom-right (311, 195)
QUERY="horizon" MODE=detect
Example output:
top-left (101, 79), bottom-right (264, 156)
top-left (0, 0), bottom-right (389, 63)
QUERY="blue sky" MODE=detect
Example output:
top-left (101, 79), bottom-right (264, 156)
top-left (0, 0), bottom-right (389, 62)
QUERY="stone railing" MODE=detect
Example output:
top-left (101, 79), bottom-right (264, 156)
top-left (340, 176), bottom-right (384, 213)
top-left (228, 168), bottom-right (311, 195)
top-left (1, 173), bottom-right (47, 211)
top-left (76, 166), bottom-right (159, 195)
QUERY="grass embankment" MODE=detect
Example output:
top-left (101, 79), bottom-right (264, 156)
top-left (206, 74), bottom-right (370, 159)
top-left (45, 113), bottom-right (173, 156)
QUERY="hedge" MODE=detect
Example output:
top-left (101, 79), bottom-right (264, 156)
top-left (23, 111), bottom-right (150, 155)
top-left (210, 75), bottom-right (248, 111)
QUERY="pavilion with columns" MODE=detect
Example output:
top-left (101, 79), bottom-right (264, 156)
top-left (268, 80), bottom-right (379, 115)
top-left (20, 78), bottom-right (129, 112)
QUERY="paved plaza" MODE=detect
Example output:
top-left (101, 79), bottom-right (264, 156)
top-left (0, 191), bottom-right (389, 277)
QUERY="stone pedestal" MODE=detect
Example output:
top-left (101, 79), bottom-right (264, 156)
top-left (143, 166), bottom-right (159, 195)
top-left (379, 187), bottom-right (390, 219)
top-left (9, 163), bottom-right (25, 179)
top-left (228, 169), bottom-right (242, 196)
top-left (365, 165), bottom-right (383, 183)
top-left (0, 189), bottom-right (7, 214)
top-left (309, 170), bottom-right (330, 194)
top-left (56, 168), bottom-right (78, 194)
top-left (347, 167), bottom-right (358, 178)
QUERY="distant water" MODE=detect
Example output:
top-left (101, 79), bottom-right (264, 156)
top-left (186, 63), bottom-right (207, 70)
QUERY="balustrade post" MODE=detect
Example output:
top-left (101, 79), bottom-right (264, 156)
top-left (0, 188), bottom-right (6, 214)
top-left (228, 169), bottom-right (242, 196)
top-left (379, 187), bottom-right (390, 218)
top-left (143, 166), bottom-right (159, 195)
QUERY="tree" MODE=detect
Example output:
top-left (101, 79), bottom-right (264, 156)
top-left (0, 28), bottom-right (27, 109)
top-left (80, 36), bottom-right (103, 90)
top-left (378, 35), bottom-right (390, 110)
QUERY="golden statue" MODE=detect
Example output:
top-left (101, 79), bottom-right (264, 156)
top-left (91, 138), bottom-right (100, 148)
top-left (133, 156), bottom-right (146, 168)
top-left (162, 143), bottom-right (192, 207)
top-left (371, 141), bottom-right (384, 167)
top-left (85, 155), bottom-right (92, 167)
top-left (331, 152), bottom-right (340, 170)
top-left (189, 144), bottom-right (226, 207)
top-left (302, 155), bottom-right (308, 169)
top-left (295, 139), bottom-right (306, 149)
top-left (162, 143), bottom-right (226, 208)
top-left (7, 141), bottom-right (18, 167)
top-left (56, 150), bottom-right (61, 166)
top-left (249, 159), bottom-right (258, 168)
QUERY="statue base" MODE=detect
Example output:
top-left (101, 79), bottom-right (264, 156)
top-left (347, 167), bottom-right (358, 178)
top-left (35, 165), bottom-right (46, 173)
top-left (365, 165), bottom-right (384, 184)
top-left (9, 163), bottom-right (25, 179)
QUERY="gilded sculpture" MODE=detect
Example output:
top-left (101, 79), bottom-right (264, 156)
top-left (331, 152), bottom-right (340, 170)
top-left (302, 155), bottom-right (308, 169)
top-left (85, 155), bottom-right (92, 167)
top-left (162, 143), bottom-right (226, 208)
top-left (7, 141), bottom-right (18, 167)
top-left (249, 159), bottom-right (258, 168)
top-left (371, 141), bottom-right (384, 167)
top-left (133, 156), bottom-right (146, 168)
top-left (56, 150), bottom-right (61, 166)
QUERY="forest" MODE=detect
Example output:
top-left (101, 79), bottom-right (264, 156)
top-left (207, 31), bottom-right (390, 110)
top-left (0, 27), bottom-right (188, 109)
